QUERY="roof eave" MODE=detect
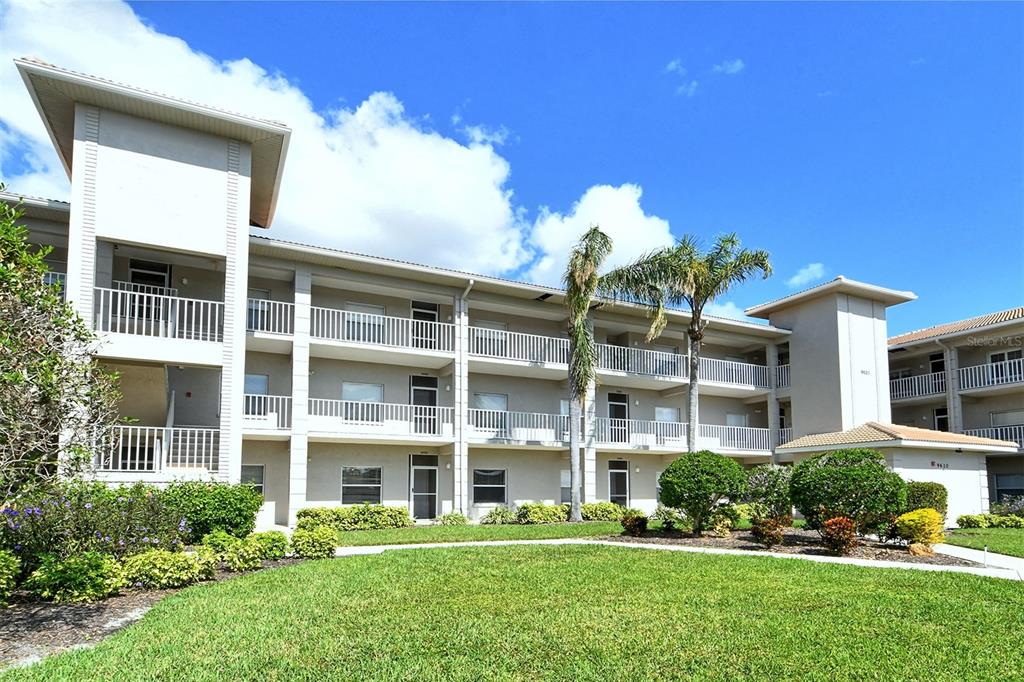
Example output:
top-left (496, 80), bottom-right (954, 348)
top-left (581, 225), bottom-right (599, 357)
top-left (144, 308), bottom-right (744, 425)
top-left (745, 277), bottom-right (917, 319)
top-left (776, 438), bottom-right (1018, 454)
top-left (889, 316), bottom-right (1024, 350)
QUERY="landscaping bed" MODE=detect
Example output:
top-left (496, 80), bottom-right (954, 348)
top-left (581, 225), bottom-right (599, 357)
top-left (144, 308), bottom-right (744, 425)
top-left (608, 528), bottom-right (978, 566)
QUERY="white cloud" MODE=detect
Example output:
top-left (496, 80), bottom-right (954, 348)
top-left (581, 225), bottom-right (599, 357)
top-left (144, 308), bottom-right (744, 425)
top-left (461, 123), bottom-right (511, 147)
top-left (704, 301), bottom-right (747, 320)
top-left (786, 262), bottom-right (827, 288)
top-left (664, 58), bottom-right (686, 75)
top-left (712, 58), bottom-right (745, 75)
top-left (525, 184), bottom-right (675, 287)
top-left (676, 80), bottom-right (699, 97)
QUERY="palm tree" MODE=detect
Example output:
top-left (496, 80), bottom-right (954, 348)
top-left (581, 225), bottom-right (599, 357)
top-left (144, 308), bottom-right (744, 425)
top-left (622, 234), bottom-right (772, 452)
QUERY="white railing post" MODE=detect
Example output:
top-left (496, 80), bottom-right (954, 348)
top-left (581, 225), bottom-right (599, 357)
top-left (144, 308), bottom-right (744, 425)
top-left (94, 287), bottom-right (224, 342)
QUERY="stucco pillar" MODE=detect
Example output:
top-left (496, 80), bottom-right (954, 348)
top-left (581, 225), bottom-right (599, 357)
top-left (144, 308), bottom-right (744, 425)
top-left (583, 378), bottom-right (597, 502)
top-left (66, 104), bottom-right (101, 324)
top-left (288, 266), bottom-right (312, 527)
top-left (943, 344), bottom-right (964, 434)
top-left (766, 343), bottom-right (781, 460)
top-left (452, 293), bottom-right (471, 514)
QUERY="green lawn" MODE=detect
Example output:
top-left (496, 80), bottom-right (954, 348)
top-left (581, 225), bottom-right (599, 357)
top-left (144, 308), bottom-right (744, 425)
top-left (945, 527), bottom-right (1024, 558)
top-left (6, 545), bottom-right (1023, 681)
top-left (335, 520), bottom-right (626, 545)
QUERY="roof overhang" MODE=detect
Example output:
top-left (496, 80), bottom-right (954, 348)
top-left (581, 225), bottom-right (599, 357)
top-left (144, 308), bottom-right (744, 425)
top-left (776, 439), bottom-right (1020, 455)
top-left (0, 190), bottom-right (71, 223)
top-left (745, 276), bottom-right (916, 319)
top-left (888, 316), bottom-right (1024, 351)
top-left (14, 58), bottom-right (291, 228)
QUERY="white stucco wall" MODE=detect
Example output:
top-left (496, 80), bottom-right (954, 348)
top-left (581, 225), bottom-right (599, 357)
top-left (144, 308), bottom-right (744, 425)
top-left (884, 447), bottom-right (988, 524)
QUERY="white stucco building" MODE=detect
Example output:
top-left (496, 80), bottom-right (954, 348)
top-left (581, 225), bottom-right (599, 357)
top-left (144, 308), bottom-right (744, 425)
top-left (6, 58), bottom-right (1017, 527)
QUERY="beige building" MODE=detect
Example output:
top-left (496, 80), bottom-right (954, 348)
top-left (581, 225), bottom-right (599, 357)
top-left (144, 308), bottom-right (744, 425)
top-left (6, 58), bottom-right (1016, 527)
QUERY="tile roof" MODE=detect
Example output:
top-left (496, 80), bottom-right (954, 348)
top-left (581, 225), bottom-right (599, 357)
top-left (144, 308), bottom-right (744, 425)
top-left (777, 422), bottom-right (1018, 451)
top-left (888, 307), bottom-right (1024, 347)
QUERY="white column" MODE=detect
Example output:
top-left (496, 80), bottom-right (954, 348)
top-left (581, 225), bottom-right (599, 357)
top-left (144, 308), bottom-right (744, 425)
top-left (66, 104), bottom-right (101, 324)
top-left (583, 378), bottom-right (597, 502)
top-left (944, 345), bottom-right (964, 434)
top-left (766, 343), bottom-right (781, 458)
top-left (288, 266), bottom-right (312, 527)
top-left (452, 294), bottom-right (470, 514)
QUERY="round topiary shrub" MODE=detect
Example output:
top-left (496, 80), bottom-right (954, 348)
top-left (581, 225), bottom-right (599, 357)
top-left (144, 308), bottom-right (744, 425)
top-left (906, 482), bottom-right (948, 518)
top-left (750, 517), bottom-right (784, 548)
top-left (222, 538), bottom-right (263, 572)
top-left (658, 451), bottom-right (747, 534)
top-left (790, 448), bottom-right (907, 532)
top-left (894, 508), bottom-right (944, 546)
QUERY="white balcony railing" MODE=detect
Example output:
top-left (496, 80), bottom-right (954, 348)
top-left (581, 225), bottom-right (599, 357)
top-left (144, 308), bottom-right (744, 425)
top-left (308, 399), bottom-right (455, 438)
top-left (779, 427), bottom-right (793, 444)
top-left (242, 395), bottom-right (292, 430)
top-left (113, 279), bottom-right (179, 297)
top-left (98, 426), bottom-right (219, 472)
top-left (959, 359), bottom-right (1024, 391)
top-left (775, 364), bottom-right (790, 389)
top-left (700, 357), bottom-right (771, 389)
top-left (468, 409), bottom-right (571, 442)
top-left (699, 424), bottom-right (772, 452)
top-left (963, 425), bottom-right (1024, 450)
top-left (246, 299), bottom-right (294, 335)
top-left (94, 287), bottom-right (224, 342)
top-left (889, 371), bottom-right (947, 400)
top-left (469, 328), bottom-right (569, 364)
top-left (597, 345), bottom-right (686, 378)
top-left (311, 308), bottom-right (455, 353)
top-left (594, 418), bottom-right (688, 448)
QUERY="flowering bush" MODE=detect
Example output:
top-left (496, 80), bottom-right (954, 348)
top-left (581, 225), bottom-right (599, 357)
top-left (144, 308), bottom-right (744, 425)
top-left (437, 512), bottom-right (468, 526)
top-left (249, 531), bottom-right (288, 560)
top-left (581, 502), bottom-right (625, 521)
top-left (25, 552), bottom-right (125, 603)
top-left (620, 509), bottom-right (648, 537)
top-left (160, 482), bottom-right (263, 543)
top-left (290, 526), bottom-right (336, 560)
top-left (479, 505), bottom-right (517, 525)
top-left (820, 517), bottom-right (859, 555)
top-left (122, 549), bottom-right (207, 589)
top-left (894, 508), bottom-right (944, 546)
top-left (0, 549), bottom-right (18, 606)
top-left (990, 495), bottom-right (1024, 517)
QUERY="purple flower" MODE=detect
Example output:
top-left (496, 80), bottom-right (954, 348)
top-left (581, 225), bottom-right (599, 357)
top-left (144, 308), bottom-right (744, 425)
top-left (85, 503), bottom-right (93, 510)
top-left (142, 537), bottom-right (150, 543)
top-left (118, 539), bottom-right (125, 546)
top-left (13, 544), bottom-right (21, 551)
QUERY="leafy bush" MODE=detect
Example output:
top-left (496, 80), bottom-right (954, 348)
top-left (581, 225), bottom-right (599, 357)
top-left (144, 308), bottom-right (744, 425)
top-left (957, 513), bottom-right (1024, 529)
top-left (249, 531), bottom-right (288, 560)
top-left (906, 482), bottom-right (948, 518)
top-left (733, 504), bottom-right (756, 524)
top-left (990, 495), bottom-right (1024, 517)
top-left (295, 504), bottom-right (414, 532)
top-left (620, 509), bottom-right (648, 537)
top-left (707, 506), bottom-right (737, 538)
top-left (201, 529), bottom-right (241, 559)
top-left (745, 464), bottom-right (793, 520)
top-left (161, 482), bottom-right (263, 543)
top-left (894, 508), bottom-right (944, 546)
top-left (820, 517), bottom-right (859, 555)
top-left (581, 502), bottom-right (625, 521)
top-left (25, 552), bottom-right (124, 603)
top-left (438, 512), bottom-right (468, 526)
top-left (290, 526), bottom-right (336, 560)
top-left (790, 449), bottom-right (907, 532)
top-left (515, 503), bottom-right (569, 525)
top-left (653, 504), bottom-right (689, 532)
top-left (659, 452), bottom-right (747, 534)
top-left (0, 549), bottom-right (18, 606)
top-left (122, 549), bottom-right (205, 589)
top-left (750, 517), bottom-right (785, 548)
top-left (223, 538), bottom-right (263, 572)
top-left (479, 505), bottom-right (517, 525)
top-left (192, 546), bottom-right (218, 580)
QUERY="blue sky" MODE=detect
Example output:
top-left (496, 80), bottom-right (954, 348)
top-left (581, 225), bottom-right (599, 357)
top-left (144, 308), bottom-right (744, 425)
top-left (1, 1), bottom-right (1021, 334)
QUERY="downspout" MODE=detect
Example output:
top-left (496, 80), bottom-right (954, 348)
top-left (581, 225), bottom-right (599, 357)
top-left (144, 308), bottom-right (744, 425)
top-left (461, 279), bottom-right (475, 300)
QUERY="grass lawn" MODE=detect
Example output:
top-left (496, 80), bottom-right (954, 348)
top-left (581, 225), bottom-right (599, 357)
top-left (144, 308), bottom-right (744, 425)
top-left (334, 520), bottom-right (626, 545)
top-left (945, 527), bottom-right (1024, 558)
top-left (6, 545), bottom-right (1023, 681)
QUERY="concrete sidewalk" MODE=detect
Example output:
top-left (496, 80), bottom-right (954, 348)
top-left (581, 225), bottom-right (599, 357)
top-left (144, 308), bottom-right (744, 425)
top-left (335, 538), bottom-right (1022, 581)
top-left (935, 543), bottom-right (1024, 579)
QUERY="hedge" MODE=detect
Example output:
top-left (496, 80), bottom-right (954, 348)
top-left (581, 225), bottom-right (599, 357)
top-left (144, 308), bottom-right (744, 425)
top-left (295, 504), bottom-right (414, 532)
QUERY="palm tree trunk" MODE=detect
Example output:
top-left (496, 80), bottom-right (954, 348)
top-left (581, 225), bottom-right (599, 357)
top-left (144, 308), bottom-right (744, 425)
top-left (568, 394), bottom-right (583, 522)
top-left (687, 332), bottom-right (700, 453)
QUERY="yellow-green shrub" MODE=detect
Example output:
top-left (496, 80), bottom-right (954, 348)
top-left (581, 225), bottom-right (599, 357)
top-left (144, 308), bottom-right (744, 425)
top-left (122, 549), bottom-right (205, 589)
top-left (290, 526), bottom-right (336, 559)
top-left (0, 549), bottom-right (19, 606)
top-left (895, 508), bottom-right (944, 546)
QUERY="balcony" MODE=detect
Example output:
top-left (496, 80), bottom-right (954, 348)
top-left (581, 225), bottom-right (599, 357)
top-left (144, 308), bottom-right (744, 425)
top-left (307, 399), bottom-right (455, 444)
top-left (311, 307), bottom-right (455, 368)
top-left (468, 328), bottom-right (569, 379)
top-left (890, 371), bottom-right (947, 402)
top-left (242, 394), bottom-right (292, 438)
top-left (96, 426), bottom-right (220, 478)
top-left (959, 359), bottom-right (1024, 394)
top-left (963, 426), bottom-right (1024, 451)
top-left (596, 345), bottom-right (687, 388)
top-left (246, 299), bottom-right (294, 353)
top-left (775, 364), bottom-right (790, 389)
top-left (468, 409), bottom-right (571, 447)
top-left (593, 419), bottom-right (772, 455)
top-left (779, 427), bottom-right (793, 444)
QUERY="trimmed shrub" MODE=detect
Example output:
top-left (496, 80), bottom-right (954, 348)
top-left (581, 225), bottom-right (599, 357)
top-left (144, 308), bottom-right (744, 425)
top-left (290, 526), bottom-right (336, 560)
top-left (122, 549), bottom-right (204, 589)
top-left (790, 449), bottom-right (907, 532)
top-left (707, 506), bottom-right (737, 538)
top-left (295, 504), bottom-right (414, 532)
top-left (201, 529), bottom-right (241, 559)
top-left (0, 549), bottom-right (19, 606)
top-left (653, 504), bottom-right (689, 532)
top-left (438, 512), bottom-right (468, 526)
top-left (581, 502), bottom-right (625, 521)
top-left (223, 538), bottom-right (262, 572)
top-left (906, 482), bottom-right (948, 518)
top-left (25, 552), bottom-right (124, 603)
top-left (820, 517), bottom-right (859, 555)
top-left (249, 531), bottom-right (288, 560)
top-left (658, 451), bottom-right (748, 534)
top-left (515, 503), bottom-right (569, 525)
top-left (479, 505), bottom-right (517, 525)
top-left (620, 509), bottom-right (648, 537)
top-left (745, 464), bottom-right (793, 520)
top-left (894, 508), bottom-right (944, 546)
top-left (160, 482), bottom-right (263, 543)
top-left (958, 513), bottom-right (1024, 529)
top-left (733, 504), bottom-right (756, 525)
top-left (750, 517), bottom-right (785, 548)
top-left (192, 546), bottom-right (218, 580)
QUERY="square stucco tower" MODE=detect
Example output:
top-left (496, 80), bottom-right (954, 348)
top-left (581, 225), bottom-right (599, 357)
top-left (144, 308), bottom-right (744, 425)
top-left (746, 277), bottom-right (916, 438)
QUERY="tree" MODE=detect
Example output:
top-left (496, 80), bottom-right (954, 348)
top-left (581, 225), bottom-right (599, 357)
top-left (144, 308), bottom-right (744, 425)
top-left (658, 451), bottom-right (748, 534)
top-left (0, 192), bottom-right (120, 498)
top-left (620, 234), bottom-right (771, 452)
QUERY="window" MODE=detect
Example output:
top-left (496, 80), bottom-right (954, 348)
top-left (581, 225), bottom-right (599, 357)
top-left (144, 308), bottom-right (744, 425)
top-left (994, 474), bottom-right (1024, 503)
top-left (243, 374), bottom-right (270, 415)
top-left (247, 289), bottom-right (271, 331)
top-left (992, 410), bottom-right (1024, 427)
top-left (474, 393), bottom-right (508, 411)
top-left (934, 407), bottom-right (949, 432)
top-left (474, 393), bottom-right (508, 432)
top-left (344, 302), bottom-right (386, 343)
top-left (241, 464), bottom-right (265, 496)
top-left (411, 301), bottom-right (439, 348)
top-left (342, 466), bottom-right (382, 504)
top-left (655, 406), bottom-right (680, 423)
top-left (929, 352), bottom-right (946, 374)
top-left (726, 413), bottom-right (749, 428)
top-left (608, 460), bottom-right (629, 507)
top-left (560, 469), bottom-right (571, 504)
top-left (890, 368), bottom-right (913, 380)
top-left (472, 320), bottom-right (508, 356)
top-left (779, 406), bottom-right (788, 429)
top-left (560, 400), bottom-right (570, 416)
top-left (473, 469), bottom-right (506, 504)
top-left (129, 259), bottom-right (171, 289)
top-left (341, 382), bottom-right (384, 421)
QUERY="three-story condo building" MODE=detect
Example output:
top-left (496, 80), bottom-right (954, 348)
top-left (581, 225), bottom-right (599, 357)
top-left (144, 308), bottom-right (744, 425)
top-left (7, 58), bottom-right (1017, 526)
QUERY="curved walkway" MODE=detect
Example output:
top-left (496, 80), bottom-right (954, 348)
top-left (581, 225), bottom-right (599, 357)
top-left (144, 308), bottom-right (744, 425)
top-left (335, 538), bottom-right (1022, 581)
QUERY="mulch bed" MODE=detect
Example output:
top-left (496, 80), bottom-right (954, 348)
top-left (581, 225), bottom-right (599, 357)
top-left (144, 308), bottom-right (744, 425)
top-left (608, 528), bottom-right (978, 567)
top-left (0, 558), bottom-right (303, 669)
